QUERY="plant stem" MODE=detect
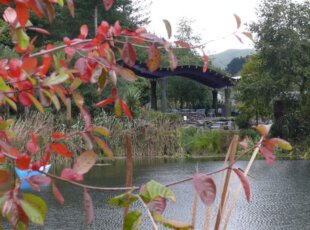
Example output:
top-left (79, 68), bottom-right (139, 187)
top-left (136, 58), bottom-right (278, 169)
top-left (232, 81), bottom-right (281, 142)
top-left (138, 195), bottom-right (158, 230)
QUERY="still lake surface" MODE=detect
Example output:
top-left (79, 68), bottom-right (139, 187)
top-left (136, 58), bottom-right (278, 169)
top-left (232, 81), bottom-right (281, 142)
top-left (27, 159), bottom-right (310, 230)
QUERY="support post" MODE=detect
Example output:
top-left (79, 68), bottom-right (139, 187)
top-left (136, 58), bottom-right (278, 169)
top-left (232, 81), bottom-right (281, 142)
top-left (212, 89), bottom-right (218, 115)
top-left (94, 6), bottom-right (98, 34)
top-left (160, 78), bottom-right (167, 113)
top-left (224, 87), bottom-right (231, 117)
top-left (150, 79), bottom-right (157, 110)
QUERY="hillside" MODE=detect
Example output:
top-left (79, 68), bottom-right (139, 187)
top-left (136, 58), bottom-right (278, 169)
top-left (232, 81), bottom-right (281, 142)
top-left (210, 49), bottom-right (256, 69)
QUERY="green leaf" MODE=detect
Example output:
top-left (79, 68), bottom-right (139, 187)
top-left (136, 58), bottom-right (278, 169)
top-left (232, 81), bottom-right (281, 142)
top-left (4, 97), bottom-right (17, 111)
top-left (109, 191), bottom-right (138, 208)
top-left (140, 180), bottom-right (175, 203)
top-left (114, 98), bottom-right (122, 117)
top-left (0, 77), bottom-right (10, 91)
top-left (70, 78), bottom-right (82, 92)
top-left (42, 89), bottom-right (61, 111)
top-left (72, 92), bottom-right (84, 107)
top-left (93, 136), bottom-right (114, 160)
top-left (92, 126), bottom-right (111, 137)
top-left (0, 119), bottom-right (14, 132)
top-left (57, 0), bottom-right (64, 7)
top-left (26, 93), bottom-right (45, 113)
top-left (42, 70), bottom-right (69, 86)
top-left (123, 210), bottom-right (141, 230)
top-left (153, 212), bottom-right (193, 230)
top-left (21, 193), bottom-right (47, 225)
top-left (16, 28), bottom-right (29, 50)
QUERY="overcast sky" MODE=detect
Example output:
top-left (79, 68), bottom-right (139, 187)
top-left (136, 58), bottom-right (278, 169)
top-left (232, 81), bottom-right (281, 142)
top-left (146, 0), bottom-right (261, 54)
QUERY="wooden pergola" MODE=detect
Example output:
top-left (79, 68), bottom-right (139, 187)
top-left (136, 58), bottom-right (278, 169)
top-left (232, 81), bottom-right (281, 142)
top-left (126, 63), bottom-right (235, 116)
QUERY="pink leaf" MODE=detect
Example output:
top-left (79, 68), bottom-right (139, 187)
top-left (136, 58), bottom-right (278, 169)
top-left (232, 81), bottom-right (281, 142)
top-left (203, 53), bottom-right (208, 73)
top-left (79, 24), bottom-right (88, 39)
top-left (72, 150), bottom-right (97, 175)
top-left (193, 173), bottom-right (216, 205)
top-left (239, 136), bottom-right (249, 150)
top-left (147, 197), bottom-right (167, 214)
top-left (23, 178), bottom-right (41, 192)
top-left (259, 146), bottom-right (276, 165)
top-left (80, 106), bottom-right (92, 131)
top-left (84, 189), bottom-right (94, 225)
top-left (52, 182), bottom-right (64, 205)
top-left (29, 175), bottom-right (51, 185)
top-left (120, 99), bottom-right (133, 120)
top-left (122, 42), bottom-right (136, 67)
top-left (233, 168), bottom-right (250, 202)
top-left (61, 168), bottom-right (83, 181)
top-left (102, 0), bottom-right (114, 11)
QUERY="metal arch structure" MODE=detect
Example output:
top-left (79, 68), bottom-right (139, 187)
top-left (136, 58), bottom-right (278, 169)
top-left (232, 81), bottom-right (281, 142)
top-left (123, 62), bottom-right (234, 116)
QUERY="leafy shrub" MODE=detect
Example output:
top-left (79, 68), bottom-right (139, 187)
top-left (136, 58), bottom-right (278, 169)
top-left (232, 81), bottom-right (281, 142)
top-left (235, 113), bottom-right (251, 129)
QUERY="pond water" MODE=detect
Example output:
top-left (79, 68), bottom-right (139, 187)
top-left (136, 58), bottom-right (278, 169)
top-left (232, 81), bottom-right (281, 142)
top-left (25, 159), bottom-right (310, 229)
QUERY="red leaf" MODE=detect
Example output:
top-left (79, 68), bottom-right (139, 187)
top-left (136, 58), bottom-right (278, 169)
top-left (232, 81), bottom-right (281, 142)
top-left (102, 0), bottom-right (114, 11)
top-left (122, 42), bottom-right (136, 67)
top-left (39, 56), bottom-right (52, 76)
top-left (95, 97), bottom-right (115, 108)
top-left (203, 53), bottom-right (209, 73)
top-left (147, 197), bottom-right (167, 214)
top-left (26, 133), bottom-right (39, 154)
top-left (120, 99), bottom-right (133, 120)
top-left (80, 106), bottom-right (92, 131)
top-left (65, 46), bottom-right (75, 62)
top-left (0, 0), bottom-right (10, 6)
top-left (29, 175), bottom-right (51, 185)
top-left (16, 1), bottom-right (29, 28)
top-left (9, 58), bottom-right (21, 78)
top-left (42, 144), bottom-right (51, 166)
top-left (16, 153), bottom-right (31, 170)
top-left (21, 57), bottom-right (37, 72)
top-left (193, 173), bottom-right (216, 205)
top-left (66, 0), bottom-right (74, 17)
top-left (83, 189), bottom-right (94, 225)
top-left (52, 132), bottom-right (69, 139)
top-left (19, 91), bottom-right (33, 108)
top-left (113, 21), bottom-right (121, 36)
top-left (27, 27), bottom-right (50, 35)
top-left (61, 168), bottom-right (83, 181)
top-left (31, 161), bottom-right (42, 171)
top-left (147, 45), bottom-right (161, 72)
top-left (72, 150), bottom-right (97, 175)
top-left (50, 143), bottom-right (72, 158)
top-left (175, 41), bottom-right (191, 48)
top-left (0, 169), bottom-right (10, 185)
top-left (263, 138), bottom-right (293, 151)
top-left (52, 182), bottom-right (65, 205)
top-left (79, 24), bottom-right (88, 39)
top-left (233, 168), bottom-right (250, 202)
top-left (259, 146), bottom-right (276, 165)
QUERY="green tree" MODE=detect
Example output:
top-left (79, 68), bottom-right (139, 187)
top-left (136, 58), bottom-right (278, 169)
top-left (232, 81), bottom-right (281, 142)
top-left (250, 0), bottom-right (310, 111)
top-left (226, 56), bottom-right (248, 76)
top-left (234, 55), bottom-right (273, 124)
top-left (31, 0), bottom-right (151, 45)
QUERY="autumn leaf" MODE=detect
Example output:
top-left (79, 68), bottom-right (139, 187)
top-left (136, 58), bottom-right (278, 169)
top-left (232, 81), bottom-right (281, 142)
top-left (163, 19), bottom-right (172, 39)
top-left (259, 146), bottom-right (276, 165)
top-left (193, 173), bottom-right (216, 205)
top-left (203, 52), bottom-right (208, 73)
top-left (233, 14), bottom-right (241, 29)
top-left (93, 136), bottom-right (114, 160)
top-left (66, 0), bottom-right (74, 17)
top-left (61, 168), bottom-right (83, 181)
top-left (120, 99), bottom-right (133, 120)
top-left (72, 150), bottom-right (97, 175)
top-left (147, 45), bottom-right (161, 72)
top-left (16, 2), bottom-right (29, 28)
top-left (52, 182), bottom-right (65, 205)
top-left (0, 169), bottom-right (10, 185)
top-left (233, 168), bottom-right (250, 202)
top-left (254, 124), bottom-right (272, 137)
top-left (102, 0), bottom-right (114, 11)
top-left (122, 42), bottom-right (136, 67)
top-left (50, 143), bottom-right (72, 158)
top-left (16, 153), bottom-right (31, 170)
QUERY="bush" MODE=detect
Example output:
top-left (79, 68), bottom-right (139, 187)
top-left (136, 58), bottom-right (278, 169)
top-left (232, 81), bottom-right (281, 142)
top-left (235, 113), bottom-right (251, 129)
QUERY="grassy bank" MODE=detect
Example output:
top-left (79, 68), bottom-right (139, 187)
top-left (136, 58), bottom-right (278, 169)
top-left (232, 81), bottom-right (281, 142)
top-left (10, 111), bottom-right (302, 161)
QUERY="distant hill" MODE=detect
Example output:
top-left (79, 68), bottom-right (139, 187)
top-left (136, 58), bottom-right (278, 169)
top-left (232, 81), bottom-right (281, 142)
top-left (210, 49), bottom-right (256, 69)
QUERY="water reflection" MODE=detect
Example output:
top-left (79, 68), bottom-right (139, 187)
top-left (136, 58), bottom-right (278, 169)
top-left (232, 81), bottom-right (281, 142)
top-left (25, 159), bottom-right (310, 229)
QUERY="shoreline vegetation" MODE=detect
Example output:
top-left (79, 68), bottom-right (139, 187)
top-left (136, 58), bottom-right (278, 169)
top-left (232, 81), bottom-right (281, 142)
top-left (9, 110), bottom-right (305, 163)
